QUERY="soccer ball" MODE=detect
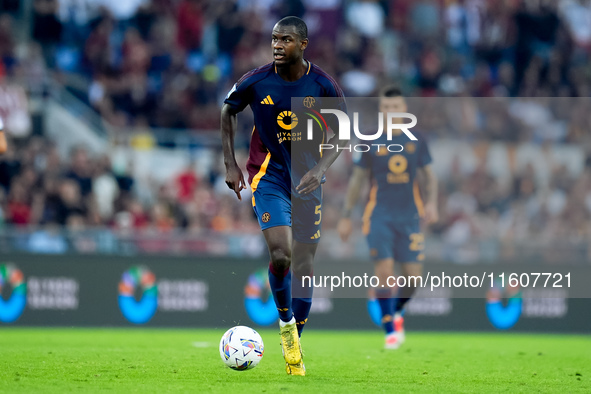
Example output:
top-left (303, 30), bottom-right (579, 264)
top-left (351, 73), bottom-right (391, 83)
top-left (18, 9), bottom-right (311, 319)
top-left (219, 326), bottom-right (264, 370)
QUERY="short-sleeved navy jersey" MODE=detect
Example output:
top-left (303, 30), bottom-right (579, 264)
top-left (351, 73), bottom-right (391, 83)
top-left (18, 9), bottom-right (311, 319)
top-left (224, 61), bottom-right (346, 199)
top-left (353, 130), bottom-right (432, 224)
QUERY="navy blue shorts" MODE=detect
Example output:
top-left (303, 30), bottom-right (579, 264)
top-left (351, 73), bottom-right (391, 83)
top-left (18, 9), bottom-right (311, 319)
top-left (251, 178), bottom-right (322, 244)
top-left (365, 218), bottom-right (424, 262)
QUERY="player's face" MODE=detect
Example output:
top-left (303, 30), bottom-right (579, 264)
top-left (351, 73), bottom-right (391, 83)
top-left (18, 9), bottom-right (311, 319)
top-left (271, 24), bottom-right (308, 66)
top-left (379, 96), bottom-right (407, 124)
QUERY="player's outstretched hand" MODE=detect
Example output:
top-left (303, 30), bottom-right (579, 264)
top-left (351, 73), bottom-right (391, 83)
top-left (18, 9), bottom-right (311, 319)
top-left (423, 202), bottom-right (439, 224)
top-left (337, 218), bottom-right (353, 242)
top-left (296, 167), bottom-right (323, 195)
top-left (225, 163), bottom-right (247, 200)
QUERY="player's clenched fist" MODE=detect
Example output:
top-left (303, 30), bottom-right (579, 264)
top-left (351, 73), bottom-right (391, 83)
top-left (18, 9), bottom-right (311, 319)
top-left (225, 163), bottom-right (246, 200)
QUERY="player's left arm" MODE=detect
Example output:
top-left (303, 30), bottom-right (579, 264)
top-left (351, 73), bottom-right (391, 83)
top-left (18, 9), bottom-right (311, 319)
top-left (337, 165), bottom-right (369, 242)
top-left (417, 164), bottom-right (438, 224)
top-left (296, 134), bottom-right (347, 195)
top-left (296, 80), bottom-right (347, 195)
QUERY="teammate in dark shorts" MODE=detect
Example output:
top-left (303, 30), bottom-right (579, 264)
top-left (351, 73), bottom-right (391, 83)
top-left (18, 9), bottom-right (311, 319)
top-left (338, 86), bottom-right (438, 349)
top-left (221, 16), bottom-right (346, 375)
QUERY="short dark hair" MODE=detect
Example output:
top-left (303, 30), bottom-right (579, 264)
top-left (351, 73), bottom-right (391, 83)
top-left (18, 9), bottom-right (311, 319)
top-left (381, 85), bottom-right (404, 98)
top-left (276, 16), bottom-right (308, 40)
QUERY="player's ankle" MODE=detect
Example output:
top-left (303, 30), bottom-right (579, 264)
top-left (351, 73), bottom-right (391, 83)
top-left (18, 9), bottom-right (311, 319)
top-left (280, 316), bottom-right (296, 326)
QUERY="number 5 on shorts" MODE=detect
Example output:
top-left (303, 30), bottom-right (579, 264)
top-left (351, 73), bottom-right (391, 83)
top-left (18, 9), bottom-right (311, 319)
top-left (314, 205), bottom-right (322, 225)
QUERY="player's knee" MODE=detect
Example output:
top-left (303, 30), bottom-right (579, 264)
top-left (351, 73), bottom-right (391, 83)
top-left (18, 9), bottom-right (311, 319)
top-left (402, 263), bottom-right (423, 278)
top-left (374, 258), bottom-right (394, 276)
top-left (270, 248), bottom-right (291, 271)
top-left (292, 260), bottom-right (313, 277)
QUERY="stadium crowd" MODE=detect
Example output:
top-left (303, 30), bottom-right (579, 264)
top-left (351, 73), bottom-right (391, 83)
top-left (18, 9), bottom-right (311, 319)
top-left (0, 0), bottom-right (591, 259)
top-left (6, 0), bottom-right (591, 132)
top-left (1, 107), bottom-right (591, 257)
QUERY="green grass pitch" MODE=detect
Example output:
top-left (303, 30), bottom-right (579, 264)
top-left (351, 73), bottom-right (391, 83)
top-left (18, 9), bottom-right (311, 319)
top-left (0, 328), bottom-right (589, 393)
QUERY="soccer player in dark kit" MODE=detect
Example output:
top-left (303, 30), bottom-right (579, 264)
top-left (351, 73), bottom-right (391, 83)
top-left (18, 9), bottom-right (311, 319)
top-left (221, 16), bottom-right (346, 375)
top-left (338, 86), bottom-right (438, 350)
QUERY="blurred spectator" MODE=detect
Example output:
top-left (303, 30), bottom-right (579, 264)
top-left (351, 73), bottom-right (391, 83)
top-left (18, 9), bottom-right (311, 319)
top-left (55, 179), bottom-right (87, 225)
top-left (410, 0), bottom-right (440, 38)
top-left (32, 0), bottom-right (62, 67)
top-left (122, 27), bottom-right (150, 74)
top-left (177, 0), bottom-right (205, 51)
top-left (0, 147), bottom-right (20, 192)
top-left (65, 147), bottom-right (93, 196)
top-left (0, 82), bottom-right (32, 137)
top-left (58, 0), bottom-right (98, 46)
top-left (0, 14), bottom-right (15, 70)
top-left (559, 0), bottom-right (591, 51)
top-left (346, 0), bottom-right (386, 38)
top-left (84, 16), bottom-right (113, 72)
top-left (215, 0), bottom-right (246, 55)
top-left (150, 201), bottom-right (175, 231)
top-left (174, 160), bottom-right (200, 204)
top-left (6, 181), bottom-right (32, 225)
top-left (0, 0), bottom-right (20, 15)
top-left (93, 155), bottom-right (119, 222)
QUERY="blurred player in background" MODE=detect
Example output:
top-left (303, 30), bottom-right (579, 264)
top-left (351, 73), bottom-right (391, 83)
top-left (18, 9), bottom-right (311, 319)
top-left (221, 16), bottom-right (346, 375)
top-left (0, 117), bottom-right (7, 154)
top-left (338, 86), bottom-right (438, 349)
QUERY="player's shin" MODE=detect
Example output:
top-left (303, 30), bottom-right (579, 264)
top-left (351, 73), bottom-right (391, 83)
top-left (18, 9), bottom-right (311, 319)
top-left (376, 288), bottom-right (395, 334)
top-left (394, 294), bottom-right (412, 315)
top-left (393, 283), bottom-right (417, 329)
top-left (374, 258), bottom-right (396, 334)
top-left (292, 272), bottom-right (313, 336)
top-left (291, 242), bottom-right (318, 337)
top-left (393, 272), bottom-right (420, 337)
top-left (395, 265), bottom-right (422, 315)
top-left (268, 262), bottom-right (293, 322)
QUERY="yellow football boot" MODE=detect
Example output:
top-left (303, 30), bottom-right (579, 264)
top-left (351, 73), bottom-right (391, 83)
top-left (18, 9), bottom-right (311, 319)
top-left (285, 361), bottom-right (306, 376)
top-left (279, 317), bottom-right (302, 365)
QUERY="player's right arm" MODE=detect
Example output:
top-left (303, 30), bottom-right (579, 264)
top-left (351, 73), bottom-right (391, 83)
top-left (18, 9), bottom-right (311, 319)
top-left (0, 117), bottom-right (6, 154)
top-left (0, 131), bottom-right (6, 154)
top-left (417, 164), bottom-right (438, 224)
top-left (337, 165), bottom-right (370, 242)
top-left (221, 72), bottom-right (257, 201)
top-left (415, 134), bottom-right (438, 224)
top-left (221, 103), bottom-right (246, 200)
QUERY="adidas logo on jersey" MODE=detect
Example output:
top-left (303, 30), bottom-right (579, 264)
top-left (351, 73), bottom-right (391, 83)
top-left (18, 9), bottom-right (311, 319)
top-left (260, 95), bottom-right (274, 105)
top-left (310, 230), bottom-right (320, 240)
